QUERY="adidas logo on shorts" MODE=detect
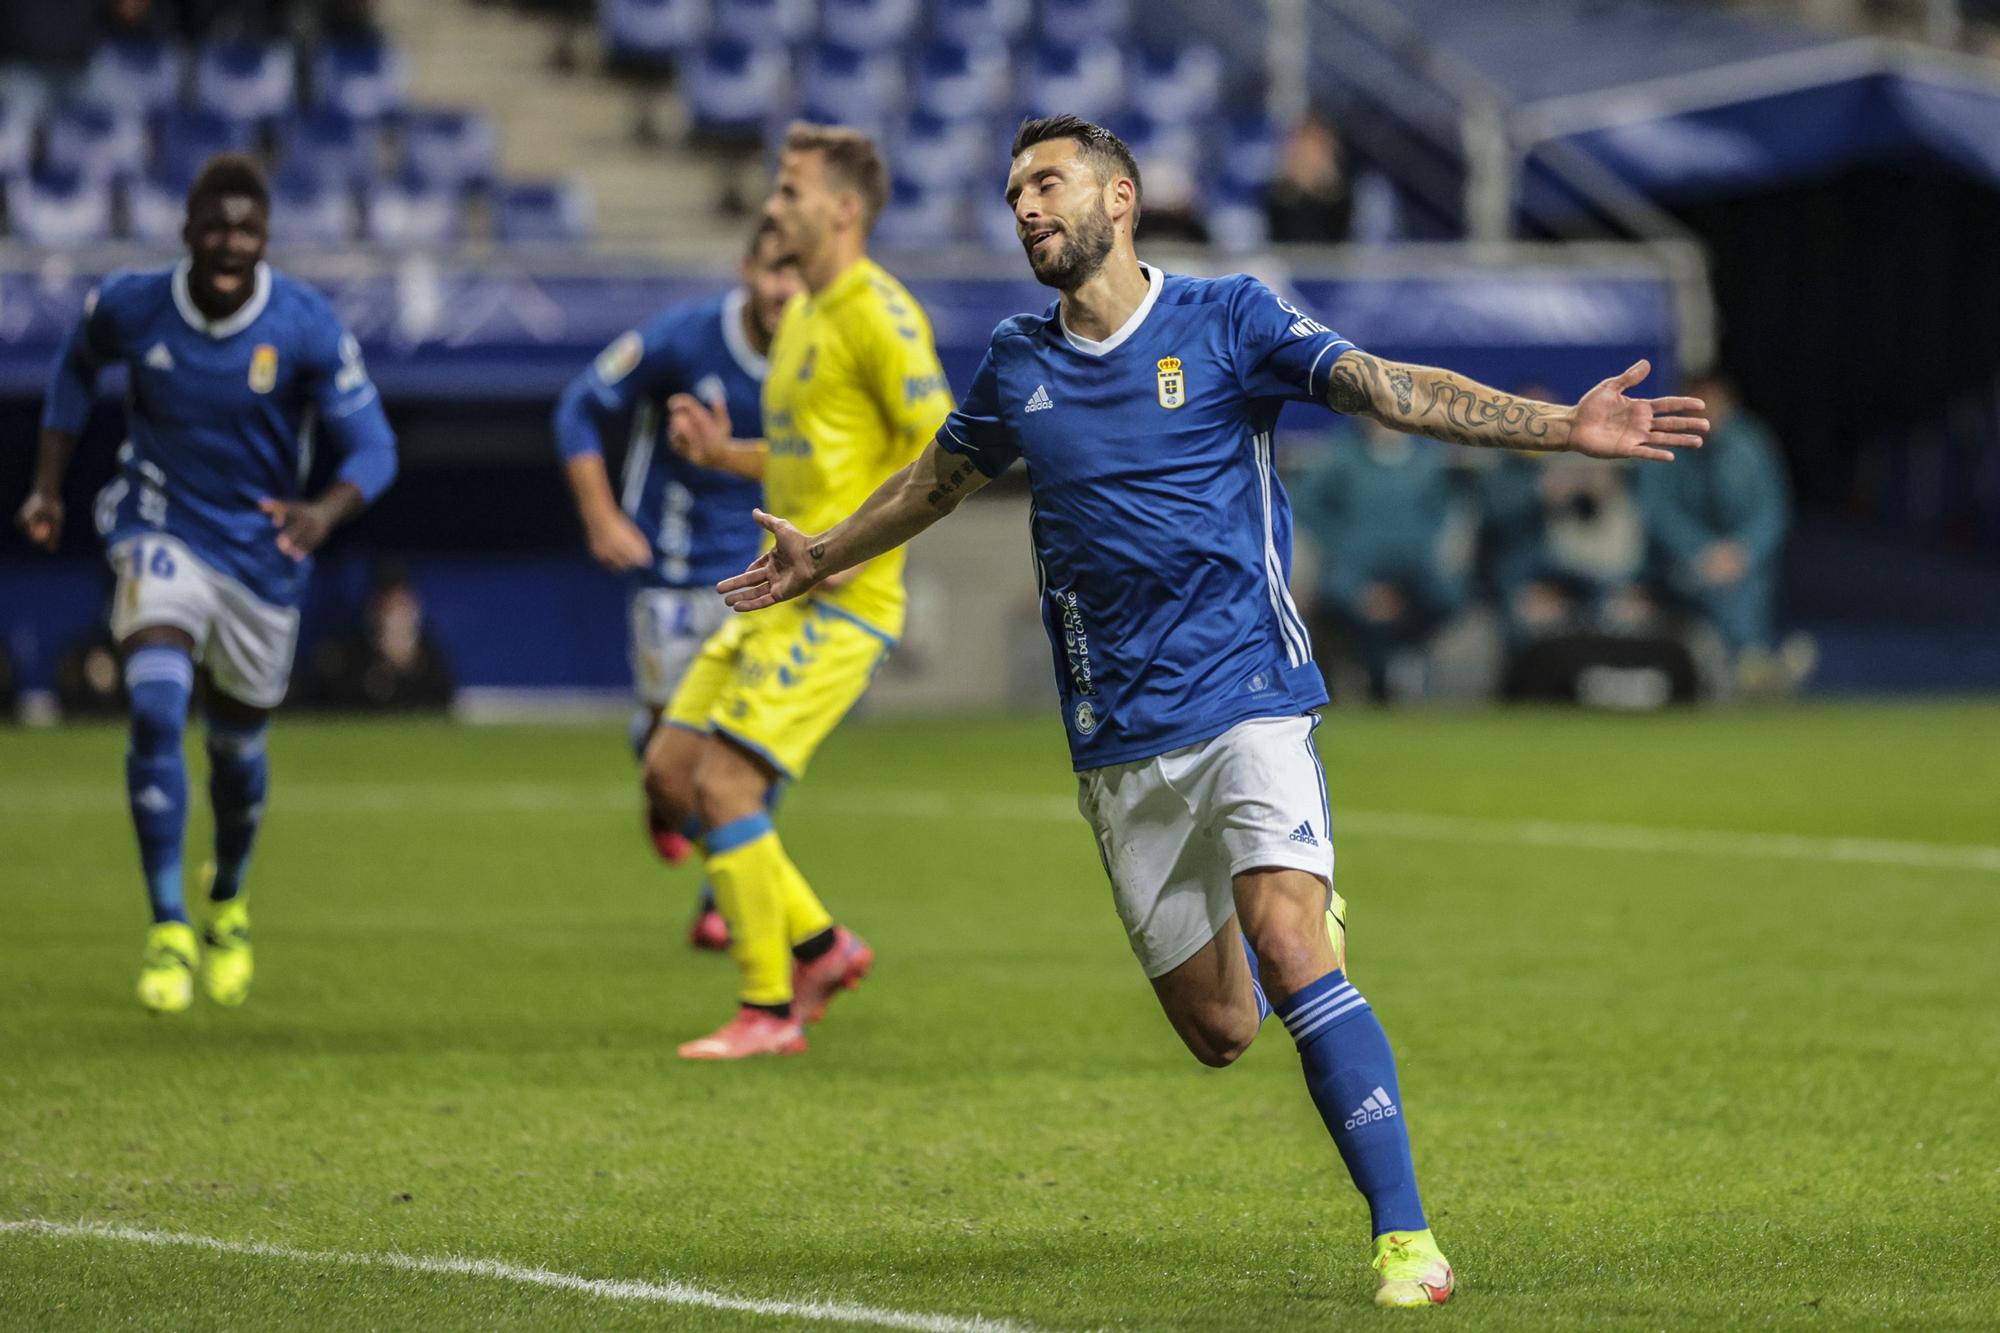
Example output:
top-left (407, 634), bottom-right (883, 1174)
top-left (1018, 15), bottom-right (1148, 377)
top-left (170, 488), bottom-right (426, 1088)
top-left (1289, 821), bottom-right (1317, 846)
top-left (1344, 1086), bottom-right (1399, 1130)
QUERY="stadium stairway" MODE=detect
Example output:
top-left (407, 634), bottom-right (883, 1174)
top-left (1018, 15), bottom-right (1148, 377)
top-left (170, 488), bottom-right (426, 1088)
top-left (373, 0), bottom-right (742, 253)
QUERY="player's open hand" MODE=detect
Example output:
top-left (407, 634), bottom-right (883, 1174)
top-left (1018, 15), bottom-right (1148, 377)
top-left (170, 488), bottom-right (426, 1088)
top-left (259, 496), bottom-right (334, 561)
top-left (14, 489), bottom-right (63, 551)
top-left (666, 392), bottom-right (732, 469)
top-left (717, 509), bottom-right (818, 612)
top-left (1570, 360), bottom-right (1709, 463)
top-left (586, 513), bottom-right (653, 572)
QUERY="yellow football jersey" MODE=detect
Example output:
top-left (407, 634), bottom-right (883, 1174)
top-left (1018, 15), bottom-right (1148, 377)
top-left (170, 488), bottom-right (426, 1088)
top-left (761, 257), bottom-right (954, 639)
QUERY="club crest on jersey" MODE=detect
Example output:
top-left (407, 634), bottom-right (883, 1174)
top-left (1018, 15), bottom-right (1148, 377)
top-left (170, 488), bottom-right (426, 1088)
top-left (248, 344), bottom-right (279, 393)
top-left (1156, 356), bottom-right (1185, 410)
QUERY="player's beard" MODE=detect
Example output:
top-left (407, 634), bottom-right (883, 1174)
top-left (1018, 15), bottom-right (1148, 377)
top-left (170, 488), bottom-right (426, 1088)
top-left (1027, 199), bottom-right (1115, 291)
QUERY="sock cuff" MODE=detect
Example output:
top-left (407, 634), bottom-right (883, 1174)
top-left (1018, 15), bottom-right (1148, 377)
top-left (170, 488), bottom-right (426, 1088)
top-left (125, 647), bottom-right (194, 691)
top-left (1275, 969), bottom-right (1371, 1048)
top-left (706, 811), bottom-right (774, 856)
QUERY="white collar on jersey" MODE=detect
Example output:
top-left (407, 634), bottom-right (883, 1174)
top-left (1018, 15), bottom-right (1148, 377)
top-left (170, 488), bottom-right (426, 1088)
top-left (720, 285), bottom-right (769, 380)
top-left (1058, 262), bottom-right (1164, 358)
top-left (172, 259), bottom-right (272, 339)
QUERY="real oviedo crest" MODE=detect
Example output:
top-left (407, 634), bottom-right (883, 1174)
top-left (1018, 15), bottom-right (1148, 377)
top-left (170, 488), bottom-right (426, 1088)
top-left (248, 344), bottom-right (279, 394)
top-left (1155, 356), bottom-right (1185, 410)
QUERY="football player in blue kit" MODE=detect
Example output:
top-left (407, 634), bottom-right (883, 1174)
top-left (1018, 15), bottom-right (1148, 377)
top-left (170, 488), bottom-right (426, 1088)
top-left (14, 154), bottom-right (398, 1014)
top-left (553, 220), bottom-right (802, 951)
top-left (714, 116), bottom-right (1709, 1308)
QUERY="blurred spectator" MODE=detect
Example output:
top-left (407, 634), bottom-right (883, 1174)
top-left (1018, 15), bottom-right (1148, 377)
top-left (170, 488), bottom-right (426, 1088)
top-left (53, 624), bottom-right (128, 719)
top-left (1636, 372), bottom-right (1813, 693)
top-left (298, 561), bottom-right (456, 711)
top-left (1264, 113), bottom-right (1351, 244)
top-left (1295, 418), bottom-right (1469, 700)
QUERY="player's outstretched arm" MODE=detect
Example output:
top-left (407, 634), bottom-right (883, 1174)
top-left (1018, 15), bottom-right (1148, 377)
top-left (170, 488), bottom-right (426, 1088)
top-left (667, 393), bottom-right (768, 481)
top-left (718, 439), bottom-right (989, 612)
top-left (1327, 351), bottom-right (1708, 462)
top-left (15, 427), bottom-right (79, 551)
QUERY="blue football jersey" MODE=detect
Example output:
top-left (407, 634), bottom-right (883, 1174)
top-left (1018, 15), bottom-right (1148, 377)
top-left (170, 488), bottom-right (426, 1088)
top-left (552, 289), bottom-right (767, 590)
top-left (42, 261), bottom-right (397, 609)
top-left (939, 266), bottom-right (1357, 770)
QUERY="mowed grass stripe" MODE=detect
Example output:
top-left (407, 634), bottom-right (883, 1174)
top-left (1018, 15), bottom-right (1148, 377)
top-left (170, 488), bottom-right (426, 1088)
top-left (0, 1221), bottom-right (1047, 1333)
top-left (5, 780), bottom-right (1998, 875)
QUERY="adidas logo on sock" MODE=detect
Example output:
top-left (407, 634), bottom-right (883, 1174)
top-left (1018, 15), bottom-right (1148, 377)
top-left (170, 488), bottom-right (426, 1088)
top-left (1344, 1086), bottom-right (1399, 1131)
top-left (1024, 384), bottom-right (1053, 413)
top-left (134, 785), bottom-right (173, 814)
top-left (1289, 821), bottom-right (1317, 846)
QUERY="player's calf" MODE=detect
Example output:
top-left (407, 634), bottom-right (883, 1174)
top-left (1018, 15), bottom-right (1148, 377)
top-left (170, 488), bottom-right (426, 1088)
top-left (124, 642), bottom-right (196, 927)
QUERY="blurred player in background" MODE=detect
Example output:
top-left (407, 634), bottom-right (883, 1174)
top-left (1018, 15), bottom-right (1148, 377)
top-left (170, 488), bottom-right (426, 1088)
top-left (13, 154), bottom-right (397, 1014)
top-left (716, 115), bottom-right (1708, 1306)
top-left (553, 220), bottom-right (801, 951)
top-left (649, 122), bottom-right (955, 1060)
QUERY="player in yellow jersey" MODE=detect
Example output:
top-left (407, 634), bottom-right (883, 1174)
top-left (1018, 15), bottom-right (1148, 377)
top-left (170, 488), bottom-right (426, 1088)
top-left (644, 123), bottom-right (955, 1060)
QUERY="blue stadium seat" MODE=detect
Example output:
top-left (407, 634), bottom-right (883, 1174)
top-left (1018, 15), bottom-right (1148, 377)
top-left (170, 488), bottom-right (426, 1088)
top-left (277, 108), bottom-right (381, 188)
top-left (819, 0), bottom-right (920, 52)
top-left (310, 37), bottom-right (407, 121)
top-left (83, 38), bottom-right (187, 117)
top-left (398, 109), bottom-right (498, 191)
top-left (194, 41), bottom-right (298, 121)
top-left (912, 38), bottom-right (1011, 120)
top-left (873, 174), bottom-right (965, 249)
top-left (788, 97), bottom-right (894, 147)
top-left (495, 179), bottom-right (595, 246)
top-left (1037, 0), bottom-right (1131, 47)
top-left (1019, 40), bottom-right (1126, 123)
top-left (1126, 43), bottom-right (1222, 123)
top-left (1202, 175), bottom-right (1268, 254)
top-left (268, 168), bottom-right (357, 248)
top-left (154, 109), bottom-right (260, 190)
top-left (712, 0), bottom-right (816, 47)
top-left (0, 98), bottom-right (34, 180)
top-left (931, 0), bottom-right (1032, 45)
top-left (363, 171), bottom-right (464, 249)
top-left (600, 0), bottom-right (711, 62)
top-left (894, 109), bottom-right (993, 189)
top-left (801, 43), bottom-right (906, 124)
top-left (975, 186), bottom-right (1024, 250)
top-left (1215, 109), bottom-right (1281, 194)
top-left (7, 169), bottom-right (116, 247)
top-left (685, 39), bottom-right (791, 138)
top-left (125, 170), bottom-right (189, 246)
top-left (1104, 109), bottom-right (1197, 184)
top-left (43, 102), bottom-right (150, 183)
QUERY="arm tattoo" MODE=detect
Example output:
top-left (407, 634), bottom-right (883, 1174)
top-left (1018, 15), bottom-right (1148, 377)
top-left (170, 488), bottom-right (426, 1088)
top-left (807, 541), bottom-right (827, 566)
top-left (1327, 351), bottom-right (1385, 416)
top-left (1387, 364), bottom-right (1414, 415)
top-left (924, 458), bottom-right (979, 509)
top-left (1415, 380), bottom-right (1558, 450)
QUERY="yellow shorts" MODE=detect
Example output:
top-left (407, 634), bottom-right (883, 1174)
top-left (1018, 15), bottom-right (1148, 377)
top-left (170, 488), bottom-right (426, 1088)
top-left (664, 598), bottom-right (895, 779)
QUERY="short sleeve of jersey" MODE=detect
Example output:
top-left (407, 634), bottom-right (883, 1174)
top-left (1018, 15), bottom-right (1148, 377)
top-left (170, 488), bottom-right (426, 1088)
top-left (300, 302), bottom-right (380, 422)
top-left (583, 312), bottom-right (691, 416)
top-left (855, 296), bottom-right (954, 460)
top-left (41, 274), bottom-right (134, 432)
top-left (936, 343), bottom-right (1019, 478)
top-left (1229, 276), bottom-right (1356, 405)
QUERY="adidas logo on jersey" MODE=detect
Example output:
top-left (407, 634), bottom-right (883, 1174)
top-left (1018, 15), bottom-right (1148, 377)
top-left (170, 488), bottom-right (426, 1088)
top-left (1289, 821), bottom-right (1318, 846)
top-left (1024, 385), bottom-right (1053, 413)
top-left (1344, 1086), bottom-right (1399, 1130)
top-left (144, 343), bottom-right (175, 371)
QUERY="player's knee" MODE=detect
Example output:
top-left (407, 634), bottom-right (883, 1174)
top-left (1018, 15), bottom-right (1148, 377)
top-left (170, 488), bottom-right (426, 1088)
top-left (1248, 929), bottom-right (1329, 997)
top-left (643, 753), bottom-right (692, 824)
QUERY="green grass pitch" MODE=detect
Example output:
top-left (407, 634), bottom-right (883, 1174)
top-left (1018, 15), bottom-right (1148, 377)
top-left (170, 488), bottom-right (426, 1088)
top-left (2, 702), bottom-right (1997, 1330)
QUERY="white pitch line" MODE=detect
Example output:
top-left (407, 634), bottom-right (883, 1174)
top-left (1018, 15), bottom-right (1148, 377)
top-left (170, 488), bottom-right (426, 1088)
top-left (2, 782), bottom-right (1996, 876)
top-left (0, 1219), bottom-right (1043, 1333)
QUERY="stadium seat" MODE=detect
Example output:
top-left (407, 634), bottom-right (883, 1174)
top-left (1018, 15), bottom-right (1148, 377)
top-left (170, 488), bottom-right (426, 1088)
top-left (268, 169), bottom-right (357, 248)
top-left (788, 97), bottom-right (895, 147)
top-left (154, 109), bottom-right (260, 190)
top-left (194, 41), bottom-right (299, 122)
top-left (800, 43), bottom-right (906, 125)
top-left (1019, 40), bottom-right (1126, 123)
top-left (1105, 109), bottom-right (1199, 183)
top-left (398, 109), bottom-right (498, 191)
top-left (124, 170), bottom-right (189, 246)
top-left (363, 171), bottom-right (464, 249)
top-left (931, 0), bottom-right (1032, 45)
top-left (1215, 109), bottom-right (1282, 196)
top-left (819, 0), bottom-right (920, 52)
top-left (310, 37), bottom-right (407, 121)
top-left (1037, 0), bottom-right (1131, 47)
top-left (6, 169), bottom-right (115, 247)
top-left (600, 0), bottom-right (712, 63)
top-left (684, 39), bottom-right (791, 139)
top-left (1203, 186), bottom-right (1269, 255)
top-left (83, 38), bottom-right (187, 117)
top-left (975, 188), bottom-right (1025, 250)
top-left (495, 178), bottom-right (595, 246)
top-left (894, 109), bottom-right (993, 189)
top-left (1126, 43), bottom-right (1223, 123)
top-left (43, 102), bottom-right (150, 184)
top-left (872, 174), bottom-right (965, 249)
top-left (712, 0), bottom-right (816, 47)
top-left (0, 98), bottom-right (34, 181)
top-left (912, 38), bottom-right (1011, 120)
top-left (277, 108), bottom-right (382, 188)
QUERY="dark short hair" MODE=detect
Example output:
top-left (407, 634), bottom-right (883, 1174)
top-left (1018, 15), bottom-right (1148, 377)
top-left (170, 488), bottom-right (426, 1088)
top-left (1011, 114), bottom-right (1143, 210)
top-left (186, 152), bottom-right (269, 217)
top-left (782, 122), bottom-right (890, 232)
top-left (744, 215), bottom-right (786, 260)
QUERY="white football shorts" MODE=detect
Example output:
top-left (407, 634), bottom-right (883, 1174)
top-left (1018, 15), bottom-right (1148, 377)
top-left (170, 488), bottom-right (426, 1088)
top-left (108, 533), bottom-right (299, 709)
top-left (630, 585), bottom-right (731, 709)
top-left (1077, 713), bottom-right (1337, 979)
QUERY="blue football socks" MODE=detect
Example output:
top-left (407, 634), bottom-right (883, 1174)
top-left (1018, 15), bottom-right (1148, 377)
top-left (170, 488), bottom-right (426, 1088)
top-left (206, 720), bottom-right (269, 903)
top-left (1275, 969), bottom-right (1428, 1236)
top-left (124, 648), bottom-right (194, 925)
